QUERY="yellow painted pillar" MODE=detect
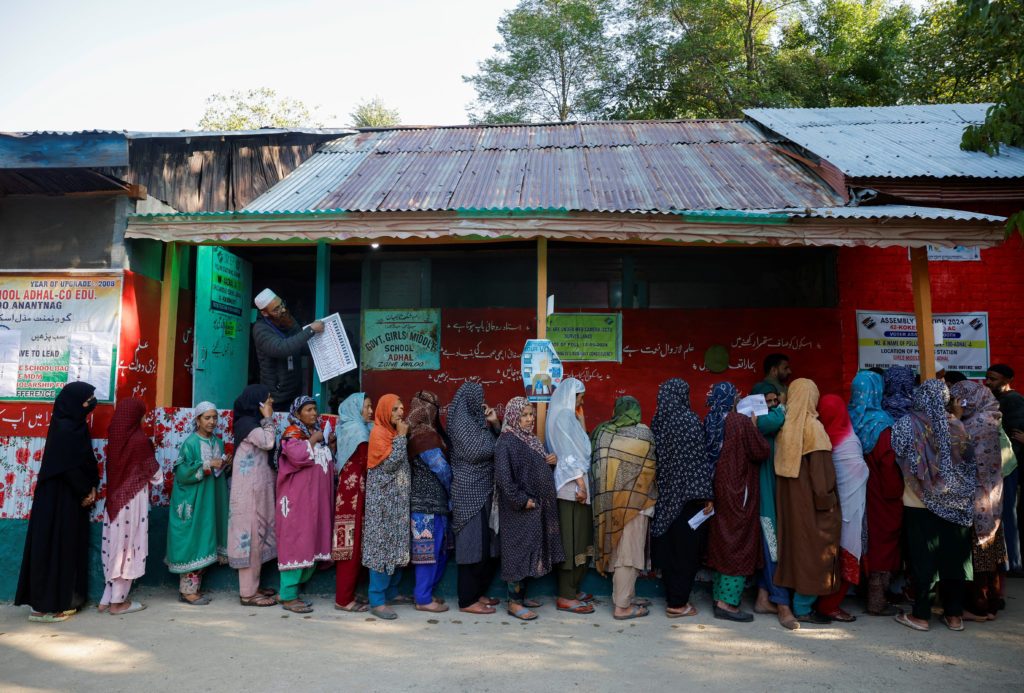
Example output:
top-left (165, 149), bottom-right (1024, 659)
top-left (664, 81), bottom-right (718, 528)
top-left (910, 246), bottom-right (936, 381)
top-left (536, 237), bottom-right (548, 441)
top-left (155, 242), bottom-right (182, 407)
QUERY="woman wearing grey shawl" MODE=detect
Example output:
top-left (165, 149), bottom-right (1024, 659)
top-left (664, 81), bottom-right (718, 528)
top-left (448, 382), bottom-right (502, 613)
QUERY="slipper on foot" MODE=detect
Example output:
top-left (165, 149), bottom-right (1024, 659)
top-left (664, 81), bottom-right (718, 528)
top-left (386, 595), bottom-right (414, 606)
top-left (460, 603), bottom-right (496, 614)
top-left (334, 602), bottom-right (370, 612)
top-left (282, 602), bottom-right (313, 614)
top-left (894, 611), bottom-right (929, 631)
top-left (557, 601), bottom-right (595, 614)
top-left (614, 605), bottom-right (649, 621)
top-left (508, 605), bottom-right (538, 621)
top-left (822, 608), bottom-right (856, 622)
top-left (713, 605), bottom-right (753, 622)
top-left (942, 615), bottom-right (965, 631)
top-left (779, 618), bottom-right (800, 630)
top-left (478, 596), bottom-right (500, 606)
top-left (28, 611), bottom-right (72, 623)
top-left (110, 601), bottom-right (146, 615)
top-left (415, 601), bottom-right (450, 613)
top-left (371, 606), bottom-right (398, 620)
top-left (666, 604), bottom-right (697, 618)
top-left (178, 593), bottom-right (211, 606)
top-left (240, 595), bottom-right (279, 607)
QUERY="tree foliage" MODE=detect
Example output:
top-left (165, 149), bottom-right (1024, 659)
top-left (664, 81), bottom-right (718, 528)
top-left (956, 0), bottom-right (1024, 237)
top-left (349, 96), bottom-right (402, 128)
top-left (197, 88), bottom-right (325, 130)
top-left (464, 0), bottom-right (618, 122)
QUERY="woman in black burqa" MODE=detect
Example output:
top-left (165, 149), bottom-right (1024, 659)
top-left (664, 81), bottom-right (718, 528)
top-left (15, 381), bottom-right (100, 622)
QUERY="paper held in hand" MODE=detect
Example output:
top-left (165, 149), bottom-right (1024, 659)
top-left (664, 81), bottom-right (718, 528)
top-left (306, 313), bottom-right (357, 382)
top-left (736, 394), bottom-right (768, 418)
top-left (688, 506), bottom-right (714, 530)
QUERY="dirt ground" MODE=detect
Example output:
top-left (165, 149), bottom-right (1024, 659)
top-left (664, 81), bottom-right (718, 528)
top-left (2, 581), bottom-right (1022, 693)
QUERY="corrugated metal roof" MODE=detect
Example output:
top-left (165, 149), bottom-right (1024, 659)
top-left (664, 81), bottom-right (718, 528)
top-left (245, 121), bottom-right (842, 213)
top-left (744, 104), bottom-right (1024, 179)
top-left (753, 205), bottom-right (1005, 222)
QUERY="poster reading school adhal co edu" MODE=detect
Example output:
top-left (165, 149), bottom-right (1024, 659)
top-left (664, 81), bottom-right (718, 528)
top-left (361, 309), bottom-right (441, 370)
top-left (856, 310), bottom-right (989, 378)
top-left (0, 273), bottom-right (122, 402)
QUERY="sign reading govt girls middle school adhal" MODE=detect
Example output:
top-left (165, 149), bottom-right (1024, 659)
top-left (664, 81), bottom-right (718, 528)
top-left (361, 309), bottom-right (441, 370)
top-left (856, 310), bottom-right (990, 378)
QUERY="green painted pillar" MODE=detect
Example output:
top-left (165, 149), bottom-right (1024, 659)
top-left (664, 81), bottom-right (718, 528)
top-left (314, 241), bottom-right (331, 409)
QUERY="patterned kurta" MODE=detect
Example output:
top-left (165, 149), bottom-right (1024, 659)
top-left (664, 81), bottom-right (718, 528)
top-left (706, 412), bottom-right (771, 577)
top-left (276, 436), bottom-right (335, 571)
top-left (166, 434), bottom-right (229, 573)
top-left (332, 442), bottom-right (368, 562)
top-left (362, 435), bottom-right (410, 574)
top-left (227, 420), bottom-right (278, 570)
top-left (494, 434), bottom-right (564, 582)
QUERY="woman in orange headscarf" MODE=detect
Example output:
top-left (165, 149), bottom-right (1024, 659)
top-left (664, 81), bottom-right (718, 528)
top-left (361, 394), bottom-right (411, 619)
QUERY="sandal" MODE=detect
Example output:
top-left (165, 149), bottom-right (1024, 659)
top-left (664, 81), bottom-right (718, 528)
top-left (371, 606), bottom-right (397, 620)
top-left (334, 601), bottom-right (370, 612)
top-left (632, 598), bottom-right (651, 607)
top-left (240, 594), bottom-right (279, 607)
top-left (942, 615), bottom-right (965, 632)
top-left (282, 601), bottom-right (313, 614)
top-left (614, 605), bottom-right (650, 620)
top-left (459, 602), bottom-right (496, 614)
top-left (894, 611), bottom-right (929, 632)
top-left (666, 604), bottom-right (697, 618)
top-left (28, 611), bottom-right (73, 623)
top-left (961, 610), bottom-right (988, 622)
top-left (521, 599), bottom-right (543, 608)
top-left (415, 601), bottom-right (450, 613)
top-left (178, 593), bottom-right (211, 606)
top-left (387, 595), bottom-right (414, 606)
top-left (257, 587), bottom-right (278, 598)
top-left (557, 600), bottom-right (595, 614)
top-left (508, 604), bottom-right (538, 621)
top-left (478, 596), bottom-right (500, 606)
top-left (822, 608), bottom-right (856, 623)
top-left (576, 592), bottom-right (595, 603)
top-left (109, 601), bottom-right (146, 615)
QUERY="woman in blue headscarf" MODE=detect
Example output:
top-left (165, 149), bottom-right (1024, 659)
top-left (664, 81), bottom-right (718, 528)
top-left (332, 392), bottom-right (374, 612)
top-left (848, 370), bottom-right (901, 615)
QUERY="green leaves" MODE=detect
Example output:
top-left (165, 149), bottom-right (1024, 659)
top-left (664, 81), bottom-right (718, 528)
top-left (349, 97), bottom-right (402, 128)
top-left (197, 88), bottom-right (326, 131)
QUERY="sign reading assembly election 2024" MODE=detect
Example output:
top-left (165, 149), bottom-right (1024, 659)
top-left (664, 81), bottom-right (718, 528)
top-left (0, 274), bottom-right (122, 401)
top-left (856, 310), bottom-right (990, 378)
top-left (362, 309), bottom-right (441, 370)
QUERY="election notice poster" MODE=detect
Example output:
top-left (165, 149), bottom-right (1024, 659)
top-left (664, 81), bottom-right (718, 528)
top-left (0, 273), bottom-right (122, 401)
top-left (307, 313), bottom-right (358, 381)
top-left (362, 309), bottom-right (441, 370)
top-left (546, 313), bottom-right (621, 362)
top-left (856, 310), bottom-right (990, 378)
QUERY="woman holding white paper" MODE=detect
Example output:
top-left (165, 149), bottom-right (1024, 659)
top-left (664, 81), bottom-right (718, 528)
top-left (650, 379), bottom-right (714, 618)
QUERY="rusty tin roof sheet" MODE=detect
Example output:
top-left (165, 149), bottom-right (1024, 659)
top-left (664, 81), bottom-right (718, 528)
top-left (245, 120), bottom-right (842, 213)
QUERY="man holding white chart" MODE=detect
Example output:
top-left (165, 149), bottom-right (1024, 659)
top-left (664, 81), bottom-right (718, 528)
top-left (252, 288), bottom-right (324, 411)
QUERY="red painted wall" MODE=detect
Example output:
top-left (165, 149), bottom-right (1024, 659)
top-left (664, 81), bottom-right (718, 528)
top-left (837, 242), bottom-right (1024, 395)
top-left (362, 307), bottom-right (844, 427)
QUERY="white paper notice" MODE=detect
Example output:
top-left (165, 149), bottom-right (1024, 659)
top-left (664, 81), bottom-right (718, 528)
top-left (66, 332), bottom-right (114, 400)
top-left (688, 507), bottom-right (714, 530)
top-left (736, 394), bottom-right (768, 418)
top-left (933, 322), bottom-right (945, 346)
top-left (307, 313), bottom-right (357, 382)
top-left (0, 330), bottom-right (21, 398)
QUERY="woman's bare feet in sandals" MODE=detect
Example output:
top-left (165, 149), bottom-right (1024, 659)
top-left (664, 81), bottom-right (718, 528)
top-left (754, 588), bottom-right (777, 614)
top-left (477, 596), bottom-right (500, 607)
top-left (508, 600), bottom-right (538, 620)
top-left (666, 603), bottom-right (697, 617)
top-left (415, 599), bottom-right (449, 613)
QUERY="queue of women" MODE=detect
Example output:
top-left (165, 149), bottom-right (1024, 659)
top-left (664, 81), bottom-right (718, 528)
top-left (14, 364), bottom-right (1010, 633)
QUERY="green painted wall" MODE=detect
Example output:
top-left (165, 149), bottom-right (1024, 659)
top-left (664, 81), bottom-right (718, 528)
top-left (0, 509), bottom-right (666, 603)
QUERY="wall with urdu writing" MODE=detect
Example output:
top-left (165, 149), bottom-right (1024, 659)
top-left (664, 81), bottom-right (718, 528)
top-left (361, 307), bottom-right (845, 425)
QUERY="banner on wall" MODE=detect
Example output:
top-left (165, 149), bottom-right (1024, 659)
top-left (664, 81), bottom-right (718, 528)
top-left (546, 313), bottom-right (621, 362)
top-left (362, 309), bottom-right (441, 370)
top-left (0, 273), bottom-right (122, 401)
top-left (521, 339), bottom-right (563, 402)
top-left (210, 246), bottom-right (245, 317)
top-left (856, 310), bottom-right (990, 378)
